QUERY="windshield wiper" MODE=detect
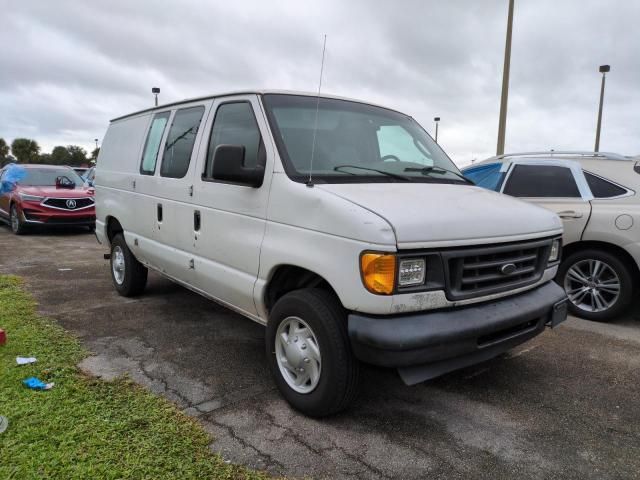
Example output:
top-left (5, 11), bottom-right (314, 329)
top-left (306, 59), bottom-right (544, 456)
top-left (404, 166), bottom-right (474, 185)
top-left (334, 165), bottom-right (411, 181)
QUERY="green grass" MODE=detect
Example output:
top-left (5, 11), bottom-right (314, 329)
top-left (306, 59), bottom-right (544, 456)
top-left (0, 275), bottom-right (271, 480)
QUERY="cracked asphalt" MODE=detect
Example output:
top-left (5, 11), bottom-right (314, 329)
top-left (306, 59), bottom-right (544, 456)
top-left (1, 226), bottom-right (639, 479)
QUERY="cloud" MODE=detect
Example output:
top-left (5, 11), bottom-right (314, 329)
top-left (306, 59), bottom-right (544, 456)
top-left (1, 0), bottom-right (638, 163)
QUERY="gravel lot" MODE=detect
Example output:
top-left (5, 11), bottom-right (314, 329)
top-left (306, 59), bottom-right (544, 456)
top-left (1, 226), bottom-right (639, 479)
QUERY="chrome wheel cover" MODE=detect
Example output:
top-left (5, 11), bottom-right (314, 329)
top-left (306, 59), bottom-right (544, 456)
top-left (112, 246), bottom-right (126, 285)
top-left (275, 316), bottom-right (321, 394)
top-left (564, 259), bottom-right (621, 313)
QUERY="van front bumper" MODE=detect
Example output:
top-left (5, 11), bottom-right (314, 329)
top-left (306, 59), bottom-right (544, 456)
top-left (348, 281), bottom-right (568, 385)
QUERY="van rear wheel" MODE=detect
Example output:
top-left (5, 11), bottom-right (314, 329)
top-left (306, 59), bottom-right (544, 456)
top-left (266, 289), bottom-right (360, 417)
top-left (110, 233), bottom-right (148, 296)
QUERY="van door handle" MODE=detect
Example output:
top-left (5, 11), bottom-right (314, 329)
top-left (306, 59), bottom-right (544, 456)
top-left (157, 204), bottom-right (163, 222)
top-left (558, 210), bottom-right (583, 219)
top-left (194, 210), bottom-right (201, 231)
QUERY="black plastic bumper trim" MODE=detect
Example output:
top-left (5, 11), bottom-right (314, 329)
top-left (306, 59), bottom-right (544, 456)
top-left (348, 281), bottom-right (568, 377)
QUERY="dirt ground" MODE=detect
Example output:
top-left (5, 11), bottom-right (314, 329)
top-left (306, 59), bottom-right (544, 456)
top-left (1, 226), bottom-right (639, 479)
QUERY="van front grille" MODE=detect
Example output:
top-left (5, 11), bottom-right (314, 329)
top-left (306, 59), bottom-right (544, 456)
top-left (443, 239), bottom-right (552, 301)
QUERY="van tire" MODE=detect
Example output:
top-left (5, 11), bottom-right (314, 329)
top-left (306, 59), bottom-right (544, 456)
top-left (557, 249), bottom-right (633, 322)
top-left (110, 233), bottom-right (147, 297)
top-left (266, 288), bottom-right (360, 417)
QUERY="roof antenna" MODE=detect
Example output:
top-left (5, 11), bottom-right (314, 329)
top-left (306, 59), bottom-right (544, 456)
top-left (307, 34), bottom-right (327, 188)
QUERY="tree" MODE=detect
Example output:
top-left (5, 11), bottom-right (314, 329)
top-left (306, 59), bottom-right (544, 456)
top-left (0, 138), bottom-right (9, 162)
top-left (90, 147), bottom-right (100, 163)
top-left (50, 146), bottom-right (71, 165)
top-left (11, 138), bottom-right (40, 163)
top-left (66, 145), bottom-right (88, 166)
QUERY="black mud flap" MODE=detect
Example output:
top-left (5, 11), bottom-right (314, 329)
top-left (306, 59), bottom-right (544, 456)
top-left (546, 299), bottom-right (568, 328)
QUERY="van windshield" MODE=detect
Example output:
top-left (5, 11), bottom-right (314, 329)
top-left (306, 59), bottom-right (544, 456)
top-left (262, 94), bottom-right (465, 184)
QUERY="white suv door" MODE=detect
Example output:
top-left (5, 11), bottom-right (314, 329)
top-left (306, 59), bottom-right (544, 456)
top-left (500, 159), bottom-right (592, 245)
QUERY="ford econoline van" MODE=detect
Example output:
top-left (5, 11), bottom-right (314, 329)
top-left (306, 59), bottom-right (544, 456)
top-left (95, 91), bottom-right (568, 416)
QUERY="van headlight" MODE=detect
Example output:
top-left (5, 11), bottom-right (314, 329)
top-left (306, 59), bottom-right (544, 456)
top-left (398, 258), bottom-right (426, 286)
top-left (360, 253), bottom-right (431, 295)
top-left (548, 239), bottom-right (561, 263)
top-left (18, 193), bottom-right (44, 202)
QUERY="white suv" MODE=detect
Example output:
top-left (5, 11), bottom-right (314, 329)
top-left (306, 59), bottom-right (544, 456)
top-left (464, 152), bottom-right (639, 321)
top-left (95, 91), bottom-right (567, 416)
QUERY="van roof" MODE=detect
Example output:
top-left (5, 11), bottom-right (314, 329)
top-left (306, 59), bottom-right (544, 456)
top-left (110, 90), bottom-right (402, 122)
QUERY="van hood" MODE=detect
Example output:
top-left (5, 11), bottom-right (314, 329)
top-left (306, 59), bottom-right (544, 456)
top-left (317, 183), bottom-right (562, 248)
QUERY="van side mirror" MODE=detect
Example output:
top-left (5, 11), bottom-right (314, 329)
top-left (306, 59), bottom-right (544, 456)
top-left (210, 144), bottom-right (264, 188)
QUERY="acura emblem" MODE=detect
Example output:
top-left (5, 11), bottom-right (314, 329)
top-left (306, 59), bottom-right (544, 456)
top-left (500, 263), bottom-right (517, 275)
top-left (66, 199), bottom-right (77, 209)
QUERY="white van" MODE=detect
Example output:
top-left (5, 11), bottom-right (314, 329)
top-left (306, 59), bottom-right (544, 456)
top-left (95, 91), bottom-right (567, 416)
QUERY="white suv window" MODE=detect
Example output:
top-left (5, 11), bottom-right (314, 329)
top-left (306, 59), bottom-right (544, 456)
top-left (504, 164), bottom-right (581, 198)
top-left (584, 171), bottom-right (627, 198)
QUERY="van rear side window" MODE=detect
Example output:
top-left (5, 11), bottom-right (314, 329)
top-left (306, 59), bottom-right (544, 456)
top-left (161, 106), bottom-right (205, 179)
top-left (140, 112), bottom-right (170, 175)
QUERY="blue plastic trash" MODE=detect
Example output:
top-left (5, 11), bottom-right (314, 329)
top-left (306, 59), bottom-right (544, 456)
top-left (22, 377), bottom-right (53, 390)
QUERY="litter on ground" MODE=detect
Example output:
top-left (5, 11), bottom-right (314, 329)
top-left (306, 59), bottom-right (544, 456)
top-left (16, 356), bottom-right (37, 365)
top-left (23, 377), bottom-right (55, 390)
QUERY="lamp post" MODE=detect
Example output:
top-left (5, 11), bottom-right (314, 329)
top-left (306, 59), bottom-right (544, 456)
top-left (434, 117), bottom-right (440, 143)
top-left (496, 0), bottom-right (515, 156)
top-left (152, 87), bottom-right (160, 106)
top-left (594, 65), bottom-right (610, 152)
top-left (94, 138), bottom-right (99, 150)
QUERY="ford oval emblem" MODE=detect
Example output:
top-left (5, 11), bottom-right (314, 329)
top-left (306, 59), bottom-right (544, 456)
top-left (500, 263), bottom-right (517, 275)
top-left (66, 199), bottom-right (77, 209)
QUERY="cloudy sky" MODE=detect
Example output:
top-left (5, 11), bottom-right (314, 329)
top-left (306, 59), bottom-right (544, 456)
top-left (2, 0), bottom-right (639, 166)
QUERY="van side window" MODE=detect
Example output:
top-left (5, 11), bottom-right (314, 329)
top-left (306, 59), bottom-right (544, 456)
top-left (140, 112), bottom-right (170, 175)
top-left (503, 164), bottom-right (581, 198)
top-left (204, 102), bottom-right (263, 179)
top-left (160, 106), bottom-right (205, 179)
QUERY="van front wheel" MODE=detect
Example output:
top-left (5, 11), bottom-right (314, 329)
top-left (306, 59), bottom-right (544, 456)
top-left (266, 289), bottom-right (360, 417)
top-left (110, 233), bottom-right (148, 297)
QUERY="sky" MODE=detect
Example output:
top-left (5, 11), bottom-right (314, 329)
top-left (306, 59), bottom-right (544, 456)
top-left (1, 0), bottom-right (639, 166)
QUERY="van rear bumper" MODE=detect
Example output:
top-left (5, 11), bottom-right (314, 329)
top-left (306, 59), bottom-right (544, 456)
top-left (348, 281), bottom-right (567, 385)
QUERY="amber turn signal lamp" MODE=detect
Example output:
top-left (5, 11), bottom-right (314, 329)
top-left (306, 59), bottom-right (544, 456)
top-left (360, 253), bottom-right (396, 295)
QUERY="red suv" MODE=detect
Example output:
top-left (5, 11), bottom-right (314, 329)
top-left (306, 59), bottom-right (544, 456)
top-left (0, 164), bottom-right (95, 234)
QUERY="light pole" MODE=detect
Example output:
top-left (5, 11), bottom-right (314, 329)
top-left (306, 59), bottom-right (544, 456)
top-left (94, 138), bottom-right (99, 150)
top-left (152, 87), bottom-right (160, 106)
top-left (434, 117), bottom-right (440, 143)
top-left (594, 65), bottom-right (610, 152)
top-left (496, 0), bottom-right (515, 156)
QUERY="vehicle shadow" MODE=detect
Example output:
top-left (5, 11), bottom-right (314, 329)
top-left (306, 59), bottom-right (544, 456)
top-left (0, 223), bottom-right (93, 236)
